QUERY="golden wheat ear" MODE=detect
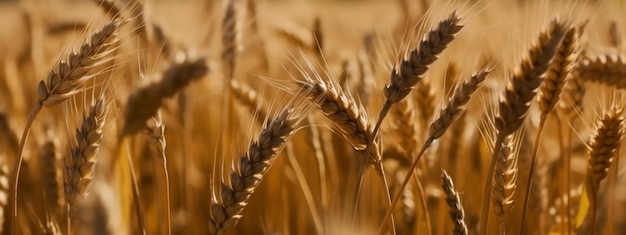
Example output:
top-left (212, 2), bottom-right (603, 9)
top-left (122, 54), bottom-right (209, 136)
top-left (441, 170), bottom-right (468, 235)
top-left (479, 18), bottom-right (568, 234)
top-left (575, 55), bottom-right (626, 89)
top-left (209, 107), bottom-right (300, 234)
top-left (64, 95), bottom-right (108, 229)
top-left (10, 18), bottom-right (123, 234)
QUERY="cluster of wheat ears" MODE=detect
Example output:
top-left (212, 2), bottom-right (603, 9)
top-left (1, 0), bottom-right (626, 234)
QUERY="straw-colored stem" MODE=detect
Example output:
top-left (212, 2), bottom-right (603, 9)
top-left (520, 116), bottom-right (547, 234)
top-left (9, 101), bottom-right (42, 235)
top-left (118, 137), bottom-right (146, 235)
top-left (378, 137), bottom-right (433, 234)
top-left (480, 136), bottom-right (505, 234)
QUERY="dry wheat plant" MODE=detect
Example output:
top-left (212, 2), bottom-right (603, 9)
top-left (2, 0), bottom-right (626, 234)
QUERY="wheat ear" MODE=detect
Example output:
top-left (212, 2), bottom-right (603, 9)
top-left (380, 69), bottom-right (488, 233)
top-left (64, 96), bottom-right (107, 229)
top-left (208, 107), bottom-right (299, 234)
top-left (296, 74), bottom-right (377, 161)
top-left (585, 107), bottom-right (624, 233)
top-left (520, 24), bottom-right (576, 234)
top-left (575, 55), bottom-right (626, 89)
top-left (10, 18), bottom-right (121, 235)
top-left (491, 135), bottom-right (518, 233)
top-left (391, 99), bottom-right (418, 156)
top-left (122, 55), bottom-right (208, 136)
top-left (441, 170), bottom-right (468, 235)
top-left (40, 138), bottom-right (63, 215)
top-left (478, 19), bottom-right (567, 234)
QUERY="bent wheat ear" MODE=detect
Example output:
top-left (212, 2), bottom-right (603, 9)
top-left (209, 108), bottom-right (298, 234)
top-left (122, 55), bottom-right (208, 136)
top-left (37, 19), bottom-right (121, 107)
top-left (385, 11), bottom-right (462, 103)
top-left (297, 76), bottom-right (374, 155)
top-left (575, 55), bottom-right (626, 89)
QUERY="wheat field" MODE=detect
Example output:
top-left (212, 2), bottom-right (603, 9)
top-left (0, 0), bottom-right (625, 234)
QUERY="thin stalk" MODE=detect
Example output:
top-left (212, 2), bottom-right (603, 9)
top-left (608, 146), bottom-right (620, 235)
top-left (10, 101), bottom-right (42, 235)
top-left (119, 137), bottom-right (146, 235)
top-left (285, 143), bottom-right (323, 234)
top-left (479, 136), bottom-right (505, 234)
top-left (414, 171), bottom-right (432, 235)
top-left (556, 115), bottom-right (567, 234)
top-left (567, 121), bottom-right (574, 235)
top-left (157, 150), bottom-right (171, 235)
top-left (378, 137), bottom-right (434, 234)
top-left (520, 116), bottom-right (547, 234)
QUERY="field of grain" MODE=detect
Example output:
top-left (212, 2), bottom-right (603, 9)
top-left (0, 0), bottom-right (625, 234)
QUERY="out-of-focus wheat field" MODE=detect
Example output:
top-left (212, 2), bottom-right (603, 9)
top-left (1, 0), bottom-right (626, 234)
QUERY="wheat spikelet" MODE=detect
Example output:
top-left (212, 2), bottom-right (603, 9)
top-left (385, 11), bottom-right (463, 103)
top-left (441, 170), bottom-right (468, 235)
top-left (64, 96), bottom-right (107, 220)
top-left (208, 108), bottom-right (299, 234)
top-left (430, 70), bottom-right (489, 139)
top-left (538, 26), bottom-right (578, 116)
top-left (122, 55), bottom-right (208, 136)
top-left (494, 19), bottom-right (567, 136)
top-left (587, 107), bottom-right (624, 190)
top-left (575, 55), bottom-right (626, 89)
